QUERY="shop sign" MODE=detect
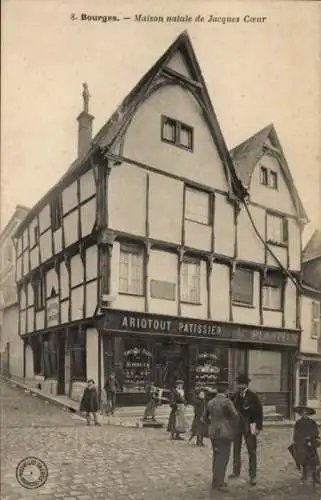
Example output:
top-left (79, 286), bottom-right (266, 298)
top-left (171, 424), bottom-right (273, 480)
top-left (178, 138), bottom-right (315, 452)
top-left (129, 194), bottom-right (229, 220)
top-left (102, 310), bottom-right (299, 347)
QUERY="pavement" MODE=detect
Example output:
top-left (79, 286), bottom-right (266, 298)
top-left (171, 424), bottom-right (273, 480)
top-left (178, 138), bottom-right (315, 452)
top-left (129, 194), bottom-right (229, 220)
top-left (0, 375), bottom-right (312, 429)
top-left (1, 380), bottom-right (321, 500)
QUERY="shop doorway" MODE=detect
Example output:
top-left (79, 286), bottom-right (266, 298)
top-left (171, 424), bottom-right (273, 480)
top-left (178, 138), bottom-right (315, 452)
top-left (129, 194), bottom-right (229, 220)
top-left (156, 341), bottom-right (189, 391)
top-left (57, 335), bottom-right (65, 395)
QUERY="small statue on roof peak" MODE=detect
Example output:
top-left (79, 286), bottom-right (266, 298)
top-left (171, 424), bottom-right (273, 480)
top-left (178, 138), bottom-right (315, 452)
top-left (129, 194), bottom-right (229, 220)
top-left (82, 82), bottom-right (91, 113)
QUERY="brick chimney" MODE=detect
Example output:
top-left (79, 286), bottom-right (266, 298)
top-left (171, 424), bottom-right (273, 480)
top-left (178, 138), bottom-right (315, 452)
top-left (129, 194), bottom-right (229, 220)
top-left (77, 82), bottom-right (94, 159)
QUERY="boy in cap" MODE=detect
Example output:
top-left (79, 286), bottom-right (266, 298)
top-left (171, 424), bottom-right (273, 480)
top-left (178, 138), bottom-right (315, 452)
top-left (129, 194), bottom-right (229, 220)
top-left (292, 405), bottom-right (321, 485)
top-left (229, 374), bottom-right (263, 486)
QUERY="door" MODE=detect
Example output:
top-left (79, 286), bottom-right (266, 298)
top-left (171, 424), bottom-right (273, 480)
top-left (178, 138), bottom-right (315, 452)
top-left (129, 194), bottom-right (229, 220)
top-left (158, 341), bottom-right (189, 392)
top-left (57, 335), bottom-right (65, 395)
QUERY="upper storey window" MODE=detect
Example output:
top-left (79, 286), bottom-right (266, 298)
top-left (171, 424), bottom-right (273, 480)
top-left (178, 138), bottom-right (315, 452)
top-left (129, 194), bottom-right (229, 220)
top-left (185, 187), bottom-right (211, 225)
top-left (161, 115), bottom-right (193, 152)
top-left (260, 166), bottom-right (278, 190)
top-left (50, 197), bottom-right (62, 232)
top-left (266, 212), bottom-right (288, 245)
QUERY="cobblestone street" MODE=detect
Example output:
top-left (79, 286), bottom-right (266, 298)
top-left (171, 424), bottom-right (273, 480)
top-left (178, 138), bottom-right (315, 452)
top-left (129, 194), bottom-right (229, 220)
top-left (1, 381), bottom-right (320, 500)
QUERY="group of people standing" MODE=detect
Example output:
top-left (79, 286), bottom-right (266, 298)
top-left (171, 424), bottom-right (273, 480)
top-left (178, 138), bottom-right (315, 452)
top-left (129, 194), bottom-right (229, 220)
top-left (167, 374), bottom-right (262, 491)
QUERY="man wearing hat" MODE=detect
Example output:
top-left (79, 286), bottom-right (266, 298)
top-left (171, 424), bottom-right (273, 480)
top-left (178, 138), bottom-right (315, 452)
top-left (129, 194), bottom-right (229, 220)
top-left (292, 405), bottom-right (321, 484)
top-left (207, 382), bottom-right (239, 492)
top-left (229, 374), bottom-right (263, 486)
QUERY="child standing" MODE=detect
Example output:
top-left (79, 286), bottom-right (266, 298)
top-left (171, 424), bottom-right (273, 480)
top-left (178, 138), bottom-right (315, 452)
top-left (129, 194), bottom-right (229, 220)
top-left (80, 379), bottom-right (101, 426)
top-left (292, 405), bottom-right (320, 485)
top-left (189, 389), bottom-right (208, 446)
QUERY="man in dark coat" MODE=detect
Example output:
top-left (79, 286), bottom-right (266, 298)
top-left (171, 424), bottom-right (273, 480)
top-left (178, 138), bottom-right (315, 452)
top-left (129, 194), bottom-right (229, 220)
top-left (229, 374), bottom-right (263, 486)
top-left (207, 382), bottom-right (239, 492)
top-left (80, 379), bottom-right (100, 426)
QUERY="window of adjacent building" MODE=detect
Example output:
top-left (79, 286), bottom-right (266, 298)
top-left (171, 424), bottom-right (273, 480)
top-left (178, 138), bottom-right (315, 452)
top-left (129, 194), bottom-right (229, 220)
top-left (34, 225), bottom-right (39, 245)
top-left (161, 115), bottom-right (193, 151)
top-left (185, 187), bottom-right (211, 225)
top-left (262, 271), bottom-right (283, 311)
top-left (270, 171), bottom-right (278, 189)
top-left (266, 213), bottom-right (288, 244)
top-left (260, 165), bottom-right (278, 190)
top-left (69, 328), bottom-right (86, 380)
top-left (232, 268), bottom-right (254, 306)
top-left (34, 275), bottom-right (46, 311)
top-left (119, 244), bottom-right (144, 296)
top-left (43, 333), bottom-right (57, 378)
top-left (311, 301), bottom-right (321, 339)
top-left (181, 259), bottom-right (201, 304)
top-left (50, 197), bottom-right (62, 232)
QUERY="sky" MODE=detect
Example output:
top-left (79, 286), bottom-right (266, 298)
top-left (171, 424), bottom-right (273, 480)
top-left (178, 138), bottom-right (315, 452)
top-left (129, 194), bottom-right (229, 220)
top-left (1, 0), bottom-right (320, 245)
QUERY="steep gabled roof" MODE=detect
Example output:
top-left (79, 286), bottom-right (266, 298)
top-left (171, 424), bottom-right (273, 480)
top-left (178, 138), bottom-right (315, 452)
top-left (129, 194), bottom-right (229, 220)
top-left (230, 124), bottom-right (308, 222)
top-left (14, 31), bottom-right (246, 238)
top-left (92, 30), bottom-right (245, 198)
top-left (303, 230), bottom-right (321, 263)
top-left (302, 258), bottom-right (321, 292)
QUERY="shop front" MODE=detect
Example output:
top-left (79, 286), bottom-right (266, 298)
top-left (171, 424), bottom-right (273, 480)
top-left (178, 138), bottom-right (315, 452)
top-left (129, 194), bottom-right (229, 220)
top-left (99, 309), bottom-right (299, 416)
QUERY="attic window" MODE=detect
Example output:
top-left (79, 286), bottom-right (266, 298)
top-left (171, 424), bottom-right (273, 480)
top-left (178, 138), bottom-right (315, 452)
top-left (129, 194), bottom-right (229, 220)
top-left (161, 115), bottom-right (193, 152)
top-left (260, 166), bottom-right (278, 190)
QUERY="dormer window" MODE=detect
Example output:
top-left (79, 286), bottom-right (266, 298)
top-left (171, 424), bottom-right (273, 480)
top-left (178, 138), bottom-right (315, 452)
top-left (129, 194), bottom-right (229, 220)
top-left (260, 166), bottom-right (278, 190)
top-left (161, 115), bottom-right (193, 151)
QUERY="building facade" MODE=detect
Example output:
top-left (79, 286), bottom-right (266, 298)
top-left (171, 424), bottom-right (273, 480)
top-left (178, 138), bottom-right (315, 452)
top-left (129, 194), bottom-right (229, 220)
top-left (0, 205), bottom-right (29, 379)
top-left (13, 32), bottom-right (307, 416)
top-left (296, 231), bottom-right (321, 409)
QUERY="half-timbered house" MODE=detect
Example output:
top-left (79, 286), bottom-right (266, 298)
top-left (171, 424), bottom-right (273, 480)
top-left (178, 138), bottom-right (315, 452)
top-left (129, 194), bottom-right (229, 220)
top-left (13, 31), bottom-right (307, 416)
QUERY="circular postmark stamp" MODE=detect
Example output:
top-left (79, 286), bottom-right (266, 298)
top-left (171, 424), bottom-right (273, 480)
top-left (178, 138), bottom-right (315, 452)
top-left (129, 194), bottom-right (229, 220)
top-left (16, 456), bottom-right (48, 489)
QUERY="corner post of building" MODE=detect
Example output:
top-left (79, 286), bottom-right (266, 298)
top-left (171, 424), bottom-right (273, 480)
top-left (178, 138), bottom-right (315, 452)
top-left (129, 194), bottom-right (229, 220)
top-left (144, 241), bottom-right (151, 313)
top-left (178, 248), bottom-right (185, 316)
top-left (207, 255), bottom-right (213, 319)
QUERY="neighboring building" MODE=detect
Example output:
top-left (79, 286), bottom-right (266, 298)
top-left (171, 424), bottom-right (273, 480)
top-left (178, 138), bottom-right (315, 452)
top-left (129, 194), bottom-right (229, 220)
top-left (13, 31), bottom-right (307, 416)
top-left (296, 230), bottom-right (321, 409)
top-left (0, 205), bottom-right (29, 379)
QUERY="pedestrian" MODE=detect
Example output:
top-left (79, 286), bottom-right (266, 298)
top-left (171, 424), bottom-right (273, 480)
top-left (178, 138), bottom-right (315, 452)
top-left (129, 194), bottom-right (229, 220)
top-left (189, 389), bottom-right (208, 446)
top-left (229, 374), bottom-right (263, 486)
top-left (292, 405), bottom-right (321, 485)
top-left (143, 382), bottom-right (158, 421)
top-left (207, 382), bottom-right (239, 492)
top-left (167, 380), bottom-right (187, 440)
top-left (104, 371), bottom-right (118, 415)
top-left (80, 379), bottom-right (100, 426)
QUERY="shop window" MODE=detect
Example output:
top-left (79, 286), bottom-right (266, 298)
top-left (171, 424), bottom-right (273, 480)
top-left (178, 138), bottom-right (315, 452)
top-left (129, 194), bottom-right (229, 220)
top-left (262, 271), bottom-right (283, 311)
top-left (34, 274), bottom-right (46, 311)
top-left (311, 301), bottom-right (321, 339)
top-left (69, 329), bottom-right (86, 381)
top-left (122, 340), bottom-right (152, 393)
top-left (181, 258), bottom-right (200, 304)
top-left (266, 213), bottom-right (288, 244)
top-left (119, 244), bottom-right (144, 296)
top-left (194, 345), bottom-right (228, 391)
top-left (185, 187), bottom-right (211, 225)
top-left (161, 115), bottom-right (193, 151)
top-left (232, 268), bottom-right (253, 306)
top-left (43, 333), bottom-right (57, 378)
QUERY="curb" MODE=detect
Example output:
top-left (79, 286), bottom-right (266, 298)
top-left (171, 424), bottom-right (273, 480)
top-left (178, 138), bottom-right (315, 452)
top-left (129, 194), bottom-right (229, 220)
top-left (2, 375), bottom-right (321, 429)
